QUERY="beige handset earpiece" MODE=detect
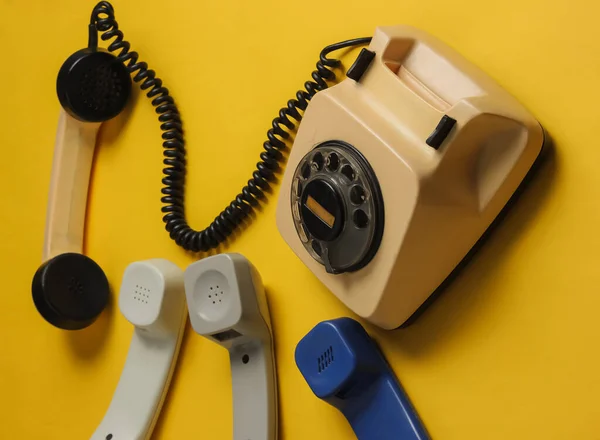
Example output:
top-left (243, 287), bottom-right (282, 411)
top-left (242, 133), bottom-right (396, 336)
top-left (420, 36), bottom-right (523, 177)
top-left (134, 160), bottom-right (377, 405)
top-left (91, 259), bottom-right (187, 440)
top-left (184, 254), bottom-right (278, 440)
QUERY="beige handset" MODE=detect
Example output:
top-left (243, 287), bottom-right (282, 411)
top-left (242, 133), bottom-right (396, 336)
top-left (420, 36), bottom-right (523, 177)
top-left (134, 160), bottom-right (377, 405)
top-left (276, 25), bottom-right (545, 329)
top-left (43, 110), bottom-right (101, 261)
top-left (32, 110), bottom-right (110, 331)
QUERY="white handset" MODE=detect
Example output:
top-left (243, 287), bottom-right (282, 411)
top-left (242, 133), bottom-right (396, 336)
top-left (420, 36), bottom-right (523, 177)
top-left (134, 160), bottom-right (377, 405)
top-left (184, 253), bottom-right (278, 440)
top-left (91, 259), bottom-right (187, 440)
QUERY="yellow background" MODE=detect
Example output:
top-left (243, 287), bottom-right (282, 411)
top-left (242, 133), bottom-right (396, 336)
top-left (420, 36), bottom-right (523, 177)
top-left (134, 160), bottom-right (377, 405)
top-left (0, 0), bottom-right (597, 438)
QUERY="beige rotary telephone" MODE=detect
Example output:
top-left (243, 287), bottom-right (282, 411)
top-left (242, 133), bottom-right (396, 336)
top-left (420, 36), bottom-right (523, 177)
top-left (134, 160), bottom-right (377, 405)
top-left (276, 25), bottom-right (545, 329)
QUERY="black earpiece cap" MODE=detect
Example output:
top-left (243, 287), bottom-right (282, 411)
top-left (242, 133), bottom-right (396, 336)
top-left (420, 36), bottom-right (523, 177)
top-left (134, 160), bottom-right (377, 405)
top-left (57, 49), bottom-right (132, 123)
top-left (32, 253), bottom-right (110, 330)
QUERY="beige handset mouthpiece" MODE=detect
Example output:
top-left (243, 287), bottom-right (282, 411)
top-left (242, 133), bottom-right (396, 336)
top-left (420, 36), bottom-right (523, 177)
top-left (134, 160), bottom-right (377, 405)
top-left (276, 25), bottom-right (545, 329)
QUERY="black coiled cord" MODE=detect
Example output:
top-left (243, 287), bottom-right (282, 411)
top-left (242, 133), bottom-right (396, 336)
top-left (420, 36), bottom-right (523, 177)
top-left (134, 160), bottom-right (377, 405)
top-left (91, 1), bottom-right (371, 252)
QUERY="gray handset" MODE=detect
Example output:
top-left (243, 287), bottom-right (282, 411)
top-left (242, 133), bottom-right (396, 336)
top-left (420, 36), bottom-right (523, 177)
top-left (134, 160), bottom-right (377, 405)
top-left (184, 253), bottom-right (277, 440)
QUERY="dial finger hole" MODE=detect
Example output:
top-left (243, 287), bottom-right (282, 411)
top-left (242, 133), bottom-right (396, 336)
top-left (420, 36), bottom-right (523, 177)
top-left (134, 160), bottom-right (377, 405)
top-left (353, 209), bottom-right (369, 229)
top-left (293, 178), bottom-right (303, 197)
top-left (341, 164), bottom-right (356, 182)
top-left (293, 202), bottom-right (301, 221)
top-left (350, 185), bottom-right (367, 205)
top-left (311, 152), bottom-right (324, 171)
top-left (326, 152), bottom-right (340, 171)
top-left (301, 162), bottom-right (311, 179)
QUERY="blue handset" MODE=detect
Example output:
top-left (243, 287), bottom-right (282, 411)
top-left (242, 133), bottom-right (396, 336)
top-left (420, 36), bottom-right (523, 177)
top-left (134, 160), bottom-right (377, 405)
top-left (295, 317), bottom-right (429, 440)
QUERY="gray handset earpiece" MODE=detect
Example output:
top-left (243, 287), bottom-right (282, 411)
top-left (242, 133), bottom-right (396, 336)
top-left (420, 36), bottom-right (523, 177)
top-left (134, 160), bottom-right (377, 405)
top-left (184, 253), bottom-right (278, 440)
